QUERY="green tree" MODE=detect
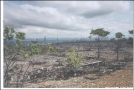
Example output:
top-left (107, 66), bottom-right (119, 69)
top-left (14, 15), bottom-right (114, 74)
top-left (4, 26), bottom-right (26, 87)
top-left (4, 26), bottom-right (60, 87)
top-left (115, 32), bottom-right (125, 61)
top-left (89, 28), bottom-right (110, 59)
top-left (128, 30), bottom-right (133, 34)
top-left (4, 26), bottom-right (43, 87)
top-left (128, 30), bottom-right (133, 46)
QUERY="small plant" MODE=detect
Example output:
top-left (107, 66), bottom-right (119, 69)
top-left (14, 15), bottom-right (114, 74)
top-left (48, 44), bottom-right (58, 55)
top-left (66, 48), bottom-right (85, 68)
top-left (110, 38), bottom-right (115, 42)
top-left (29, 40), bottom-right (42, 56)
top-left (124, 52), bottom-right (133, 62)
top-left (65, 48), bottom-right (85, 76)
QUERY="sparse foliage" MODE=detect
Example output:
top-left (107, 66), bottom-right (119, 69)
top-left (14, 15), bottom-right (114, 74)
top-left (4, 26), bottom-right (43, 87)
top-left (114, 32), bottom-right (125, 61)
top-left (128, 30), bottom-right (133, 35)
top-left (48, 44), bottom-right (58, 55)
top-left (89, 28), bottom-right (110, 59)
top-left (3, 26), bottom-right (133, 88)
top-left (128, 30), bottom-right (133, 46)
top-left (29, 40), bottom-right (42, 56)
top-left (4, 26), bottom-right (26, 87)
top-left (66, 48), bottom-right (85, 68)
top-left (110, 38), bottom-right (115, 42)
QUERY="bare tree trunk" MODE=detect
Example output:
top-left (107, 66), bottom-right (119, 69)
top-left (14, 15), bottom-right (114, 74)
top-left (20, 60), bottom-right (33, 87)
top-left (97, 45), bottom-right (101, 59)
top-left (97, 48), bottom-right (100, 59)
top-left (16, 75), bottom-right (19, 88)
top-left (117, 50), bottom-right (119, 61)
top-left (117, 38), bottom-right (119, 61)
top-left (97, 37), bottom-right (101, 59)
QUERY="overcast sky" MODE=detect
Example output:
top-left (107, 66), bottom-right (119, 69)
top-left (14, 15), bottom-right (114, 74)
top-left (4, 1), bottom-right (133, 38)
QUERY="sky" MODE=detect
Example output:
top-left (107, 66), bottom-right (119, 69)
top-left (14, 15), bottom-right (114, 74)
top-left (3, 1), bottom-right (133, 39)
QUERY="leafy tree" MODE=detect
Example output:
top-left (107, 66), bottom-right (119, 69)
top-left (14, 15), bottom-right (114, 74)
top-left (4, 26), bottom-right (44, 87)
top-left (128, 30), bottom-right (133, 46)
top-left (4, 26), bottom-right (26, 87)
top-left (115, 32), bottom-right (124, 39)
top-left (89, 28), bottom-right (110, 59)
top-left (128, 30), bottom-right (133, 35)
top-left (4, 26), bottom-right (60, 87)
top-left (4, 26), bottom-right (15, 40)
top-left (115, 32), bottom-right (125, 61)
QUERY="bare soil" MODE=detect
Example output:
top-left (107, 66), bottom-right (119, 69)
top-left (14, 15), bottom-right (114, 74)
top-left (24, 61), bottom-right (133, 88)
top-left (5, 41), bottom-right (133, 88)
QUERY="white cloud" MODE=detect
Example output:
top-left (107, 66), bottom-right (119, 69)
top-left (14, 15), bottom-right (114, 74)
top-left (24, 1), bottom-right (130, 17)
top-left (16, 26), bottom-right (84, 38)
top-left (4, 2), bottom-right (90, 31)
top-left (4, 1), bottom-right (133, 38)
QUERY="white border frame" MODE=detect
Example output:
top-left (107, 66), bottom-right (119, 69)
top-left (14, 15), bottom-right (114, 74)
top-left (1, 1), bottom-right (4, 89)
top-left (1, 1), bottom-right (133, 90)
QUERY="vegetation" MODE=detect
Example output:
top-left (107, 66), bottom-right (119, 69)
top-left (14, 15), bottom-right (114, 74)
top-left (48, 44), bottom-right (58, 55)
top-left (110, 38), bottom-right (115, 42)
top-left (128, 30), bottom-right (133, 34)
top-left (128, 30), bottom-right (133, 46)
top-left (4, 26), bottom-right (26, 87)
top-left (114, 32), bottom-right (125, 61)
top-left (3, 26), bottom-right (133, 88)
top-left (66, 48), bottom-right (85, 68)
top-left (65, 48), bottom-right (85, 76)
top-left (89, 28), bottom-right (110, 59)
top-left (28, 40), bottom-right (42, 56)
top-left (4, 26), bottom-right (46, 87)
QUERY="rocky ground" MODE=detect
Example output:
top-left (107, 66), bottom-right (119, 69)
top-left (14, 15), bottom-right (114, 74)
top-left (24, 61), bottom-right (133, 88)
top-left (6, 41), bottom-right (133, 88)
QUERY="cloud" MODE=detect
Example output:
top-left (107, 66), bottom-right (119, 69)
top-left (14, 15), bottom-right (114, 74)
top-left (16, 26), bottom-right (84, 38)
top-left (24, 1), bottom-right (130, 18)
top-left (4, 2), bottom-right (89, 31)
top-left (3, 1), bottom-right (133, 38)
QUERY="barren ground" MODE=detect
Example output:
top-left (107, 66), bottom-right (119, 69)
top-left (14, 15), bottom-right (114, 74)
top-left (25, 61), bottom-right (133, 88)
top-left (6, 41), bottom-right (133, 88)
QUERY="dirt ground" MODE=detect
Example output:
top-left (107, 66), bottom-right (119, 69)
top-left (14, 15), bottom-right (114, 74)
top-left (5, 41), bottom-right (133, 88)
top-left (25, 61), bottom-right (133, 88)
